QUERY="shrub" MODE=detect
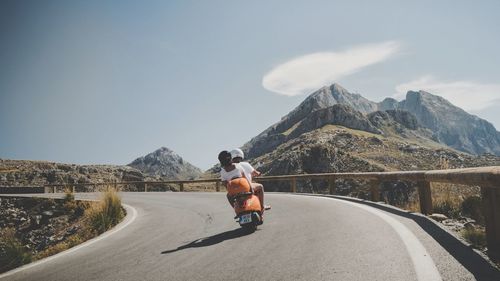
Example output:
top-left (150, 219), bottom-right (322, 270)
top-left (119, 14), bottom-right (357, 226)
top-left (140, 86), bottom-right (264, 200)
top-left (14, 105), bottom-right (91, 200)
top-left (462, 228), bottom-right (487, 249)
top-left (0, 228), bottom-right (32, 273)
top-left (433, 199), bottom-right (460, 219)
top-left (461, 196), bottom-right (484, 225)
top-left (36, 232), bottom-right (87, 260)
top-left (37, 189), bottom-right (124, 260)
top-left (63, 187), bottom-right (75, 202)
top-left (36, 242), bottom-right (70, 259)
top-left (84, 188), bottom-right (124, 234)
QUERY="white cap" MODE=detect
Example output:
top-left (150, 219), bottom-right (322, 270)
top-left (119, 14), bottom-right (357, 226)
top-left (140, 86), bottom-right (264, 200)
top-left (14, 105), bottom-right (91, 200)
top-left (230, 148), bottom-right (244, 159)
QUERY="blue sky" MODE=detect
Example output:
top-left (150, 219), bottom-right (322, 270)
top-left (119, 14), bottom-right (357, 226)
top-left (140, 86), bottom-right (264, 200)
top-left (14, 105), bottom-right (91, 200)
top-left (1, 0), bottom-right (500, 170)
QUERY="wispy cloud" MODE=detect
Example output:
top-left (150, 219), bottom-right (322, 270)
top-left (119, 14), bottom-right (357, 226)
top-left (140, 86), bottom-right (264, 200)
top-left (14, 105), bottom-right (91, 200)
top-left (262, 41), bottom-right (401, 96)
top-left (395, 76), bottom-right (500, 111)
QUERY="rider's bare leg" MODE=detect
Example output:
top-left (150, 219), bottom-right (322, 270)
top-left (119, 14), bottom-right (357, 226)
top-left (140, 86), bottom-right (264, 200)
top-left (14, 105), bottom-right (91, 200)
top-left (251, 183), bottom-right (264, 212)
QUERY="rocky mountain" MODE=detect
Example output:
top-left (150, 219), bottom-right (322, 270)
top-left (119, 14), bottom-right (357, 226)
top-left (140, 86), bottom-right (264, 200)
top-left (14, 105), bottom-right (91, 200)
top-left (128, 147), bottom-right (202, 180)
top-left (0, 159), bottom-right (144, 189)
top-left (250, 123), bottom-right (500, 198)
top-left (243, 83), bottom-right (500, 159)
top-left (380, 90), bottom-right (500, 155)
top-left (243, 84), bottom-right (384, 159)
top-left (231, 83), bottom-right (500, 196)
top-left (0, 147), bottom-right (201, 189)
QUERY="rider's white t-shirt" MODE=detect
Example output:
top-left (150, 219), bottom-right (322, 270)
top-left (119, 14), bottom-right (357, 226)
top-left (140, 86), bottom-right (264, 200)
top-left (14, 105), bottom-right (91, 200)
top-left (220, 163), bottom-right (251, 183)
top-left (239, 162), bottom-right (255, 181)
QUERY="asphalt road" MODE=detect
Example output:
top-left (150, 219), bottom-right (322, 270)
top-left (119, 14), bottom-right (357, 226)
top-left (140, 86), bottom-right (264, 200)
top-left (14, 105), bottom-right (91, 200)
top-left (2, 192), bottom-right (500, 281)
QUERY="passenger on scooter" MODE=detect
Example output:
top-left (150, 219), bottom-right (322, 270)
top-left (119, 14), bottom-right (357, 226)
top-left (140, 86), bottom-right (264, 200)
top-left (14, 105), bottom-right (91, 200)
top-left (230, 148), bottom-right (269, 211)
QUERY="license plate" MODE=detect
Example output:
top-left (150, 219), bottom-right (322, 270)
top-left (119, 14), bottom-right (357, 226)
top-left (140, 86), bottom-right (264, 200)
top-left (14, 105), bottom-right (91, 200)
top-left (239, 214), bottom-right (252, 224)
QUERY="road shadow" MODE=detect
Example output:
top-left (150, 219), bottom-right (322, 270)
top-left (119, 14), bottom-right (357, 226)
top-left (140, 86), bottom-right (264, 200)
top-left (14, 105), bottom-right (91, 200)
top-left (307, 194), bottom-right (500, 281)
top-left (161, 228), bottom-right (252, 254)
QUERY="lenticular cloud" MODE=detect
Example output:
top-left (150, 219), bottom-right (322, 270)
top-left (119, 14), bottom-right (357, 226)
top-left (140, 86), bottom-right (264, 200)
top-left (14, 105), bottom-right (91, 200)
top-left (262, 41), bottom-right (401, 96)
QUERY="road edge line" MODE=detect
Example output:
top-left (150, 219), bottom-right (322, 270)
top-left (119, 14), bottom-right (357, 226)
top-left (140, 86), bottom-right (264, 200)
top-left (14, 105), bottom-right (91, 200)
top-left (313, 195), bottom-right (442, 281)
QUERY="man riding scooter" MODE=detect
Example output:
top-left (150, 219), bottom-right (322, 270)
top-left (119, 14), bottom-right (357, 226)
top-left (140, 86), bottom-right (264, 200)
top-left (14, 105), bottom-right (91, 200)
top-left (229, 149), bottom-right (270, 212)
top-left (218, 150), bottom-right (263, 229)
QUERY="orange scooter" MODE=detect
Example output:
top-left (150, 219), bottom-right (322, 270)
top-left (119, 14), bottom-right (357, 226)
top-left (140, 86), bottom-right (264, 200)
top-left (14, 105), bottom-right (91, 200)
top-left (227, 178), bottom-right (263, 232)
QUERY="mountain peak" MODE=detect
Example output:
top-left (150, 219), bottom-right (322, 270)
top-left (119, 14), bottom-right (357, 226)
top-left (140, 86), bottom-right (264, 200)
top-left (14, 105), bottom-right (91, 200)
top-left (128, 147), bottom-right (202, 180)
top-left (397, 90), bottom-right (500, 155)
top-left (155, 147), bottom-right (174, 154)
top-left (404, 90), bottom-right (462, 113)
top-left (331, 82), bottom-right (348, 92)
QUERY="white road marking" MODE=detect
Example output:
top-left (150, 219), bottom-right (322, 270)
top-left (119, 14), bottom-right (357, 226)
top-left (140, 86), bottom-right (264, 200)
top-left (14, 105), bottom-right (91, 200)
top-left (0, 203), bottom-right (138, 279)
top-left (314, 196), bottom-right (442, 281)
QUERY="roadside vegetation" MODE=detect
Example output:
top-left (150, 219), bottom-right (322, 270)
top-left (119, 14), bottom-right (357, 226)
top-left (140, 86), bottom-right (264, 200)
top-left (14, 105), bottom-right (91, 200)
top-left (0, 228), bottom-right (32, 273)
top-left (0, 187), bottom-right (125, 273)
top-left (462, 227), bottom-right (487, 248)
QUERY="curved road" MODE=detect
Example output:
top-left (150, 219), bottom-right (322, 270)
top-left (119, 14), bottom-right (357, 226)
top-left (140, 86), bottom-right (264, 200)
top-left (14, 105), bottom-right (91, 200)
top-left (2, 192), bottom-right (500, 281)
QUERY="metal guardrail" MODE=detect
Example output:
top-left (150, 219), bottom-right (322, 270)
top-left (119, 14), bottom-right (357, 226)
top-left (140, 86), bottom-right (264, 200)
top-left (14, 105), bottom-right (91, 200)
top-left (39, 165), bottom-right (500, 260)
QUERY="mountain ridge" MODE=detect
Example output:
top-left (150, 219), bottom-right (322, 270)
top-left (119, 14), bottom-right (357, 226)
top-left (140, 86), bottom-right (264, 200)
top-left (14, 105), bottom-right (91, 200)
top-left (243, 83), bottom-right (500, 159)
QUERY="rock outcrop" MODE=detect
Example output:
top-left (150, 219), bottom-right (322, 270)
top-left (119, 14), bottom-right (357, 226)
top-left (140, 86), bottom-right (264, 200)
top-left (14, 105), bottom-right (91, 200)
top-left (0, 196), bottom-right (87, 256)
top-left (128, 147), bottom-right (202, 180)
top-left (387, 91), bottom-right (500, 155)
top-left (0, 159), bottom-right (144, 189)
top-left (243, 104), bottom-right (384, 159)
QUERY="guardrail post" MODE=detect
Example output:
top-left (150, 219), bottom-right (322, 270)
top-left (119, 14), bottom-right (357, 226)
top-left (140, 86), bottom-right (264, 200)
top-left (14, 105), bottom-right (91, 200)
top-left (481, 186), bottom-right (500, 261)
top-left (370, 180), bottom-right (380, 202)
top-left (144, 183), bottom-right (148, 192)
top-left (216, 181), bottom-right (220, 192)
top-left (328, 177), bottom-right (336, 195)
top-left (291, 178), bottom-right (297, 193)
top-left (179, 183), bottom-right (184, 192)
top-left (417, 181), bottom-right (433, 215)
top-left (53, 186), bottom-right (57, 193)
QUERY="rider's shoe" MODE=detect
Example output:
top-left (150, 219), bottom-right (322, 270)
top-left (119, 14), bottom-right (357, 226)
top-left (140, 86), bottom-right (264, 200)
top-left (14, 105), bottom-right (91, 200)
top-left (264, 205), bottom-right (271, 210)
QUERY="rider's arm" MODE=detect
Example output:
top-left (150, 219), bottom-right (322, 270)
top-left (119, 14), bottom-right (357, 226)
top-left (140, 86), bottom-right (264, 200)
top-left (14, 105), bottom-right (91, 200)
top-left (244, 162), bottom-right (261, 178)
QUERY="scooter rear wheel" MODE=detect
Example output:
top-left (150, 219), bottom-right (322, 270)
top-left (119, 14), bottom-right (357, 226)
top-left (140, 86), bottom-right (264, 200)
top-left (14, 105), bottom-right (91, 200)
top-left (241, 222), bottom-right (257, 233)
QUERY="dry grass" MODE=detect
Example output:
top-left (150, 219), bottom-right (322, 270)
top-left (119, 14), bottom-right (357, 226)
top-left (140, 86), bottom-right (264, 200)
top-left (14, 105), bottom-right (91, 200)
top-left (462, 227), bottom-right (487, 249)
top-left (0, 228), bottom-right (32, 273)
top-left (320, 124), bottom-right (380, 138)
top-left (182, 183), bottom-right (219, 192)
top-left (84, 187), bottom-right (124, 234)
top-left (64, 187), bottom-right (75, 201)
top-left (35, 187), bottom-right (125, 261)
top-left (36, 227), bottom-right (93, 260)
top-left (400, 199), bottom-right (421, 213)
top-left (430, 158), bottom-right (481, 219)
top-left (0, 168), bottom-right (19, 173)
top-left (394, 157), bottom-right (482, 220)
top-left (282, 120), bottom-right (303, 136)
